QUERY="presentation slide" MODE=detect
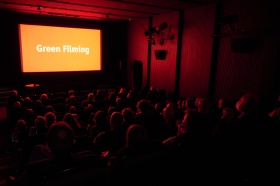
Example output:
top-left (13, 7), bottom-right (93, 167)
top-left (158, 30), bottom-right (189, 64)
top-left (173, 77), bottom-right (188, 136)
top-left (18, 24), bottom-right (101, 72)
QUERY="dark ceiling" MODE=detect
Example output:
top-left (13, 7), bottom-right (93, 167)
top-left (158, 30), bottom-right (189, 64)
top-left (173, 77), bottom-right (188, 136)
top-left (0, 0), bottom-right (223, 21)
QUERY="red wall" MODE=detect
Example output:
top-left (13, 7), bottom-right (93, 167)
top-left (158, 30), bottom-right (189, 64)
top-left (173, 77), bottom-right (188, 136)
top-left (127, 18), bottom-right (149, 88)
top-left (127, 5), bottom-right (216, 98)
top-left (214, 0), bottom-right (279, 101)
top-left (150, 12), bottom-right (179, 94)
top-left (179, 4), bottom-right (216, 98)
top-left (127, 0), bottom-right (279, 102)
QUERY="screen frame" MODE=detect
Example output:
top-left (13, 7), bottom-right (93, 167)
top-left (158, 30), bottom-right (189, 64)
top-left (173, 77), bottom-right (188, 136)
top-left (18, 23), bottom-right (102, 73)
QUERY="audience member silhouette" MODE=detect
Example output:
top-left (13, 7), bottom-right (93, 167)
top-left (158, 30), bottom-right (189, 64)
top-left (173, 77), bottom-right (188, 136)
top-left (107, 124), bottom-right (167, 185)
top-left (44, 105), bottom-right (55, 116)
top-left (137, 86), bottom-right (149, 100)
top-left (63, 113), bottom-right (86, 136)
top-left (94, 111), bottom-right (126, 159)
top-left (65, 95), bottom-right (80, 111)
top-left (93, 89), bottom-right (104, 102)
top-left (20, 116), bottom-right (48, 175)
top-left (106, 106), bottom-right (116, 125)
top-left (6, 90), bottom-right (24, 117)
top-left (105, 91), bottom-right (117, 107)
top-left (117, 88), bottom-right (127, 99)
top-left (8, 101), bottom-right (26, 127)
top-left (134, 99), bottom-right (154, 125)
top-left (184, 97), bottom-right (196, 111)
top-left (13, 121), bottom-right (107, 186)
top-left (269, 107), bottom-right (280, 124)
top-left (89, 110), bottom-right (109, 140)
top-left (33, 100), bottom-right (45, 116)
top-left (39, 93), bottom-right (51, 107)
top-left (11, 119), bottom-right (28, 151)
top-left (121, 107), bottom-right (135, 131)
top-left (114, 97), bottom-right (125, 112)
top-left (135, 99), bottom-right (166, 140)
top-left (81, 92), bottom-right (95, 109)
top-left (211, 93), bottom-right (278, 184)
top-left (162, 102), bottom-right (178, 137)
top-left (215, 97), bottom-right (234, 121)
top-left (14, 121), bottom-right (75, 184)
top-left (154, 102), bottom-right (164, 115)
top-left (124, 88), bottom-right (138, 111)
top-left (45, 112), bottom-right (56, 128)
top-left (65, 90), bottom-right (77, 103)
top-left (196, 97), bottom-right (216, 137)
top-left (10, 119), bottom-right (29, 175)
top-left (146, 86), bottom-right (157, 104)
top-left (21, 96), bottom-right (33, 109)
top-left (86, 112), bottom-right (95, 132)
top-left (162, 109), bottom-right (213, 184)
top-left (22, 108), bottom-right (35, 129)
top-left (29, 116), bottom-right (48, 136)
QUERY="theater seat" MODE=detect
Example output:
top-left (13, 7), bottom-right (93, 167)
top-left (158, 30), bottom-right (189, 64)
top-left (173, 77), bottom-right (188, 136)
top-left (37, 165), bottom-right (107, 186)
top-left (107, 141), bottom-right (168, 185)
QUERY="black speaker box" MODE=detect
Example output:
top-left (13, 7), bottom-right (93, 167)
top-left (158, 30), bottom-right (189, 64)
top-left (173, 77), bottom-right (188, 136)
top-left (231, 38), bottom-right (258, 53)
top-left (155, 50), bottom-right (167, 60)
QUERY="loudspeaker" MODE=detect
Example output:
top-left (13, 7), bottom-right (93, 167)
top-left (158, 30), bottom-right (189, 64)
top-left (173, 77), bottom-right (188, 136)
top-left (133, 60), bottom-right (142, 88)
top-left (231, 38), bottom-right (258, 53)
top-left (155, 50), bottom-right (167, 60)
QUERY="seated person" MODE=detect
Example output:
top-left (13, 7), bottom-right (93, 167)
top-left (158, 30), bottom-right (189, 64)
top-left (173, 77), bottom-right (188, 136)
top-left (29, 116), bottom-right (48, 136)
top-left (13, 121), bottom-right (106, 186)
top-left (107, 124), bottom-right (167, 185)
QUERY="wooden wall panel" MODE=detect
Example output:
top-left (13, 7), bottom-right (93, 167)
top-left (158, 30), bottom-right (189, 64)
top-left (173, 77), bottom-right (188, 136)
top-left (150, 11), bottom-right (179, 94)
top-left (179, 4), bottom-right (216, 98)
top-left (127, 18), bottom-right (149, 89)
top-left (214, 0), bottom-right (279, 101)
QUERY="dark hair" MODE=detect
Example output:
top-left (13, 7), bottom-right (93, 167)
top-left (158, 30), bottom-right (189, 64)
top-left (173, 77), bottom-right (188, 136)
top-left (110, 112), bottom-right (123, 130)
top-left (45, 105), bottom-right (55, 114)
top-left (122, 107), bottom-right (134, 121)
top-left (94, 110), bottom-right (107, 125)
top-left (45, 112), bottom-right (56, 127)
top-left (126, 124), bottom-right (148, 146)
top-left (63, 113), bottom-right (79, 131)
top-left (137, 99), bottom-right (150, 112)
top-left (183, 110), bottom-right (203, 132)
top-left (47, 121), bottom-right (75, 157)
top-left (35, 115), bottom-right (46, 129)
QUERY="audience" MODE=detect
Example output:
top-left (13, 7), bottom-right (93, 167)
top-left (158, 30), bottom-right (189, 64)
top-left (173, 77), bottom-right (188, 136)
top-left (2, 87), bottom-right (280, 185)
top-left (12, 121), bottom-right (106, 185)
top-left (162, 109), bottom-right (213, 184)
top-left (211, 93), bottom-right (279, 184)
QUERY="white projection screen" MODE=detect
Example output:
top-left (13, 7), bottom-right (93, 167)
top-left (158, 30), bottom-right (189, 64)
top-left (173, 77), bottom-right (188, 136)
top-left (19, 24), bottom-right (101, 72)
